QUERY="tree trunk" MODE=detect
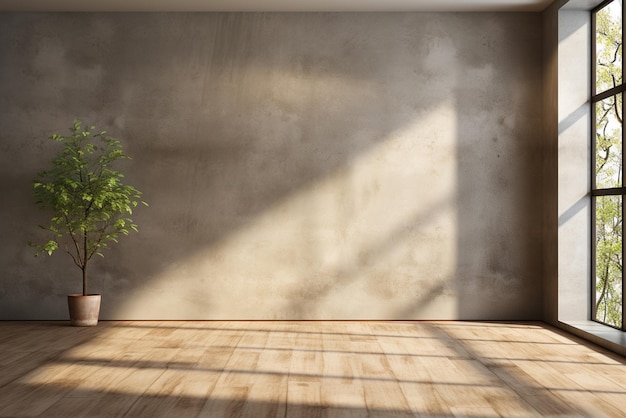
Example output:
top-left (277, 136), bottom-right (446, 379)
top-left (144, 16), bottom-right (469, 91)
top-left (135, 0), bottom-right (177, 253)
top-left (82, 266), bottom-right (87, 296)
top-left (596, 258), bottom-right (610, 319)
top-left (83, 231), bottom-right (88, 296)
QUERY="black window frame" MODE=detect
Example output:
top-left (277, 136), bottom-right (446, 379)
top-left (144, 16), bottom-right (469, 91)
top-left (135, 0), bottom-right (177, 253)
top-left (591, 0), bottom-right (626, 331)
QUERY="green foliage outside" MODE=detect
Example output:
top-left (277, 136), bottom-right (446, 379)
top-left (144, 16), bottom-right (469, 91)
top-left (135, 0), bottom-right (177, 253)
top-left (595, 1), bottom-right (624, 328)
top-left (32, 120), bottom-right (146, 296)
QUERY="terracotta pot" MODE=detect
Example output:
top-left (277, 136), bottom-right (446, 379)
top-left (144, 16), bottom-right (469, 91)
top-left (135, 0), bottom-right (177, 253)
top-left (67, 294), bottom-right (101, 326)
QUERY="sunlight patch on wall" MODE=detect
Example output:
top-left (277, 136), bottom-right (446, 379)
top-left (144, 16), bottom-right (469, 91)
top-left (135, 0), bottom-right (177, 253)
top-left (118, 99), bottom-right (458, 319)
top-left (557, 10), bottom-right (591, 322)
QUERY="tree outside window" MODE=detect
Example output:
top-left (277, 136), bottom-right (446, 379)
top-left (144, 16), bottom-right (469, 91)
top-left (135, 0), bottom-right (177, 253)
top-left (593, 0), bottom-right (625, 329)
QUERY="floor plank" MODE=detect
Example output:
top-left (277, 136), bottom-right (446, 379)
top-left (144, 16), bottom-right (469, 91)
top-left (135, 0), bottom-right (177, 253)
top-left (0, 321), bottom-right (623, 417)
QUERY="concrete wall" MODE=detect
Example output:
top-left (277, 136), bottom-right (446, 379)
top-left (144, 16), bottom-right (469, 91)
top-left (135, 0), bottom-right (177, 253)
top-left (542, 0), bottom-right (592, 326)
top-left (542, 0), bottom-right (561, 325)
top-left (557, 8), bottom-right (591, 322)
top-left (0, 12), bottom-right (543, 320)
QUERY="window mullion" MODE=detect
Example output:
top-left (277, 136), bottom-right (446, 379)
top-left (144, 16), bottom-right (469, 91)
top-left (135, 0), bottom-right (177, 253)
top-left (592, 85), bottom-right (626, 103)
top-left (592, 187), bottom-right (626, 196)
top-left (617, 194), bottom-right (624, 330)
top-left (592, 6), bottom-right (598, 324)
top-left (592, 7), bottom-right (598, 323)
top-left (622, 0), bottom-right (625, 331)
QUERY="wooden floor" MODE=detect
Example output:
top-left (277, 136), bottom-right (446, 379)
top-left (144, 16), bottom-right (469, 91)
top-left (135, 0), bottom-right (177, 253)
top-left (0, 321), bottom-right (625, 417)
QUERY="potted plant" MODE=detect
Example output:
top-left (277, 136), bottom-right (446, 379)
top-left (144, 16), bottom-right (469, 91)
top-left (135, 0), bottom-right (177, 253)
top-left (31, 120), bottom-right (146, 326)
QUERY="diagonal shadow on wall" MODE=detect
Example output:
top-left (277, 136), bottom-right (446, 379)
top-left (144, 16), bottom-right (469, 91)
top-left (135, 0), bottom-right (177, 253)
top-left (0, 12), bottom-right (543, 320)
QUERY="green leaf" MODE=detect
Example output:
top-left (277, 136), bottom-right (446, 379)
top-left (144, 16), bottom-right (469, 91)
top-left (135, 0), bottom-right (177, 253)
top-left (31, 119), bottom-right (147, 272)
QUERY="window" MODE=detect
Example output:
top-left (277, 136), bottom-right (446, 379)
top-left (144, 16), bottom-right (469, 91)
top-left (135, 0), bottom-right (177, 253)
top-left (592, 0), bottom-right (625, 329)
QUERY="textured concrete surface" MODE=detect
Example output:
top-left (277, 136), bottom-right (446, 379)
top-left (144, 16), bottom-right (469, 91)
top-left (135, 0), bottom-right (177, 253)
top-left (557, 9), bottom-right (591, 322)
top-left (542, 0), bottom-right (560, 325)
top-left (0, 0), bottom-right (560, 12)
top-left (0, 12), bottom-right (542, 320)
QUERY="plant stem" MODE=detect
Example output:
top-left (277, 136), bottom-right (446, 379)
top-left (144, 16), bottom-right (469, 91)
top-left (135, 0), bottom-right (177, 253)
top-left (83, 231), bottom-right (88, 296)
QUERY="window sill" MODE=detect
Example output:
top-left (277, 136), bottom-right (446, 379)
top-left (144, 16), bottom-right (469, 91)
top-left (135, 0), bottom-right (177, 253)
top-left (558, 320), bottom-right (626, 356)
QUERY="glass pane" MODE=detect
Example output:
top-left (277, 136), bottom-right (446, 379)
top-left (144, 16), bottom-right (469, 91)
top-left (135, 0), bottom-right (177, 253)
top-left (596, 0), bottom-right (622, 94)
top-left (596, 93), bottom-right (623, 189)
top-left (595, 195), bottom-right (623, 329)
